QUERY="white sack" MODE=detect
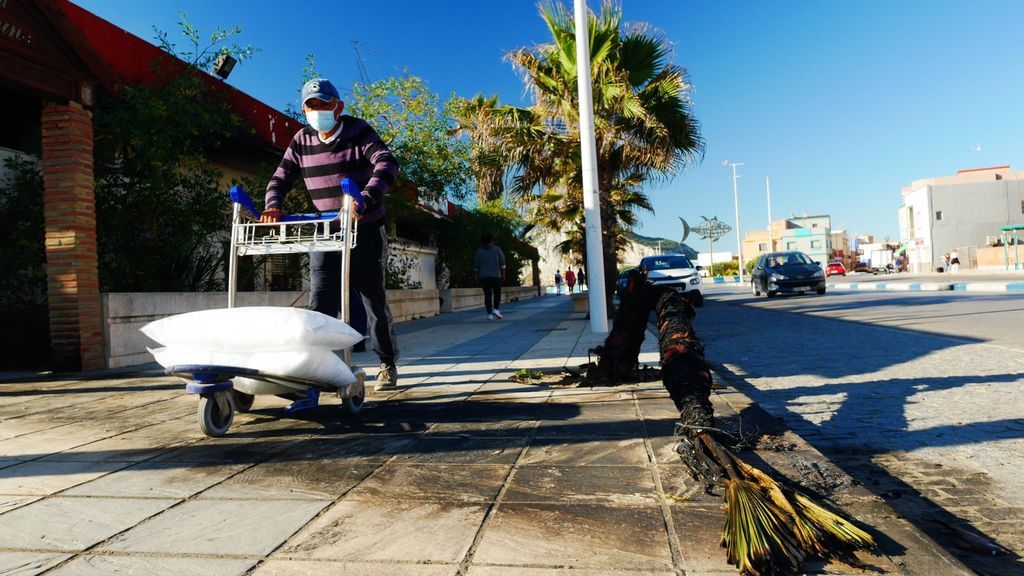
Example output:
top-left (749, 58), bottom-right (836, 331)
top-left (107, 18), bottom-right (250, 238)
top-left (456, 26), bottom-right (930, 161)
top-left (141, 307), bottom-right (363, 352)
top-left (149, 346), bottom-right (357, 390)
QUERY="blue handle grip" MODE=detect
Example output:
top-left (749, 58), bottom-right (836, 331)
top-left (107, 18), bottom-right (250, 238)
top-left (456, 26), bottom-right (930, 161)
top-left (341, 178), bottom-right (364, 213)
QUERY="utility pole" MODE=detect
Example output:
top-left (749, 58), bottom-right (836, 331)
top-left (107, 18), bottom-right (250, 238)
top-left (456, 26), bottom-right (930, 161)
top-left (351, 41), bottom-right (371, 85)
top-left (574, 0), bottom-right (607, 332)
top-left (723, 161), bottom-right (745, 279)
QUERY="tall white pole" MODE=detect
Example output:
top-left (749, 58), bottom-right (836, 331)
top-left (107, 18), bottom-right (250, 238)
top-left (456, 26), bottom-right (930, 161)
top-left (574, 0), bottom-right (607, 332)
top-left (724, 161), bottom-right (744, 279)
top-left (766, 176), bottom-right (774, 251)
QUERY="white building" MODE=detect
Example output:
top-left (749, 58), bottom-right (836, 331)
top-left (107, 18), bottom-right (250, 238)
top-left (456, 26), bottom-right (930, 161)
top-left (899, 165), bottom-right (1024, 272)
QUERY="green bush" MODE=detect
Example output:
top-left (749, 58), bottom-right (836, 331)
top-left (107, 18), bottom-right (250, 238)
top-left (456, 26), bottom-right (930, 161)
top-left (709, 261), bottom-right (739, 277)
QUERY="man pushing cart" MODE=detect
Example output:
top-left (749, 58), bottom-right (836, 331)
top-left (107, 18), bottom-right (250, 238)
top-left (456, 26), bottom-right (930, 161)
top-left (145, 76), bottom-right (401, 437)
top-left (261, 77), bottom-right (400, 391)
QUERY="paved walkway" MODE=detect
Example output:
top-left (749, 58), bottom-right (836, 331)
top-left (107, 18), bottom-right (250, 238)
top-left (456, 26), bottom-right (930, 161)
top-left (0, 295), bottom-right (970, 575)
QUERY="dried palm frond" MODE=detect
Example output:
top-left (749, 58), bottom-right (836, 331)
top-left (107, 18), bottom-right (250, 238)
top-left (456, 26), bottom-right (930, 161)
top-left (692, 431), bottom-right (875, 574)
top-left (603, 277), bottom-right (876, 574)
top-left (722, 478), bottom-right (805, 575)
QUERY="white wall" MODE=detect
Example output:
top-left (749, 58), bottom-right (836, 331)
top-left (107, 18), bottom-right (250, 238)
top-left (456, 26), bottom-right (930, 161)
top-left (391, 241), bottom-right (437, 289)
top-left (930, 179), bottom-right (1024, 266)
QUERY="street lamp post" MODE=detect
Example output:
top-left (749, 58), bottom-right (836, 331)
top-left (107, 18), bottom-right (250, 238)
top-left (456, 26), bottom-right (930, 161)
top-left (766, 176), bottom-right (774, 251)
top-left (723, 161), bottom-right (744, 280)
top-left (573, 0), bottom-right (608, 333)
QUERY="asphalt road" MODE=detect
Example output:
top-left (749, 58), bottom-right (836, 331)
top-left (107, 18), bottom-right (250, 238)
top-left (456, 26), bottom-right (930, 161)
top-left (693, 284), bottom-right (1024, 573)
top-left (831, 271), bottom-right (1024, 285)
top-left (708, 283), bottom-right (1024, 351)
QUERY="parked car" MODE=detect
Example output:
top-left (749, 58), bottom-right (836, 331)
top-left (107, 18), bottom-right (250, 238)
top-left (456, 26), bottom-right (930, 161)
top-left (825, 261), bottom-right (846, 276)
top-left (637, 254), bottom-right (704, 306)
top-left (750, 251), bottom-right (826, 297)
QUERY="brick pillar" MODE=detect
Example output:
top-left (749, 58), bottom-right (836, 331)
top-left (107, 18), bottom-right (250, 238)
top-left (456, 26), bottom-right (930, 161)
top-left (41, 101), bottom-right (104, 371)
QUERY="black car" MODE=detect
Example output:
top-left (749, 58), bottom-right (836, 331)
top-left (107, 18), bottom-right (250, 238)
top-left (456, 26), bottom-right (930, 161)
top-left (750, 251), bottom-right (826, 298)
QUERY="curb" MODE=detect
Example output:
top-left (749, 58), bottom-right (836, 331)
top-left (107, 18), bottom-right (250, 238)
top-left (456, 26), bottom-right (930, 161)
top-left (708, 276), bottom-right (741, 284)
top-left (952, 282), bottom-right (1024, 292)
top-left (708, 362), bottom-right (975, 575)
top-left (828, 281), bottom-right (952, 292)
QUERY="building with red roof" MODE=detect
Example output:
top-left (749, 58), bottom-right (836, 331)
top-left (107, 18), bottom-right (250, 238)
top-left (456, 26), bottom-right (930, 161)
top-left (1, 0), bottom-right (297, 370)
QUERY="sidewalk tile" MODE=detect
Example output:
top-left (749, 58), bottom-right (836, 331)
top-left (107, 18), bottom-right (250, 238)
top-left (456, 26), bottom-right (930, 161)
top-left (0, 460), bottom-right (130, 495)
top-left (472, 503), bottom-right (673, 570)
top-left (199, 459), bottom-right (378, 500)
top-left (0, 552), bottom-right (71, 575)
top-left (278, 499), bottom-right (486, 562)
top-left (656, 464), bottom-right (721, 505)
top-left (0, 495), bottom-right (39, 515)
top-left (521, 438), bottom-right (650, 466)
top-left (467, 568), bottom-right (673, 576)
top-left (39, 433), bottom-right (192, 462)
top-left (504, 465), bottom-right (658, 505)
top-left (65, 462), bottom-right (251, 498)
top-left (344, 463), bottom-right (509, 502)
top-left (101, 499), bottom-right (328, 556)
top-left (391, 437), bottom-right (524, 464)
top-left (49, 556), bottom-right (256, 576)
top-left (0, 497), bottom-right (176, 551)
top-left (425, 418), bottom-right (538, 437)
top-left (252, 560), bottom-right (458, 575)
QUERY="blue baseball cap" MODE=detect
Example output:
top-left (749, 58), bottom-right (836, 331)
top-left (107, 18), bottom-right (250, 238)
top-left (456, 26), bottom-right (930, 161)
top-left (301, 78), bottom-right (340, 103)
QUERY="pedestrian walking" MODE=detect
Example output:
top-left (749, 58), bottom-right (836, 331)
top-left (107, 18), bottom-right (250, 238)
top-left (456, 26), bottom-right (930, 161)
top-left (949, 249), bottom-right (961, 273)
top-left (943, 253), bottom-right (951, 272)
top-left (564, 269), bottom-right (576, 293)
top-left (474, 233), bottom-right (506, 320)
top-left (577, 267), bottom-right (586, 290)
top-left (554, 270), bottom-right (563, 294)
top-left (261, 77), bottom-right (400, 391)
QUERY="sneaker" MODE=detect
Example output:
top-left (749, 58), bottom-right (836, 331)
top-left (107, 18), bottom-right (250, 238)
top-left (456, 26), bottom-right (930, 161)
top-left (488, 313), bottom-right (494, 320)
top-left (375, 362), bottom-right (398, 391)
top-left (493, 309), bottom-right (503, 319)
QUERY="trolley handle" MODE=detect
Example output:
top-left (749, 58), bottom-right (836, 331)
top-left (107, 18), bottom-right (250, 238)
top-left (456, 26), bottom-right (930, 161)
top-left (229, 185), bottom-right (261, 220)
top-left (341, 178), bottom-right (364, 213)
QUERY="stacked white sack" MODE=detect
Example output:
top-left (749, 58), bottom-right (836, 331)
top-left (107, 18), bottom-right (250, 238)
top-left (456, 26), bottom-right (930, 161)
top-left (143, 307), bottom-right (364, 391)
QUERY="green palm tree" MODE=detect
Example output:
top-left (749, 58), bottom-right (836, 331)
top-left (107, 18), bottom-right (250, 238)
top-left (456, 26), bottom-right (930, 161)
top-left (455, 0), bottom-right (703, 311)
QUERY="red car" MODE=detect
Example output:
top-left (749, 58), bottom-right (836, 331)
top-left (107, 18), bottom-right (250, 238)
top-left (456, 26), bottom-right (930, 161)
top-left (825, 261), bottom-right (846, 276)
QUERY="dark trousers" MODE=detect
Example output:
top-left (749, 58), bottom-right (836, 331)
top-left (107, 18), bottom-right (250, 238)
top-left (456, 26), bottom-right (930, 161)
top-left (309, 223), bottom-right (398, 364)
top-left (480, 277), bottom-right (502, 314)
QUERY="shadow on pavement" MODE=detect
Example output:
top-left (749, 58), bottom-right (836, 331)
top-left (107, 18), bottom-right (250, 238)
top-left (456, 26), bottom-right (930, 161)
top-left (700, 295), bottom-right (1024, 575)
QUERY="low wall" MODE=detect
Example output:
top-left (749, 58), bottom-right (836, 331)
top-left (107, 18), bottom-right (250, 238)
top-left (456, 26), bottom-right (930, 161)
top-left (387, 289), bottom-right (440, 323)
top-left (104, 286), bottom-right (540, 368)
top-left (439, 286), bottom-right (540, 313)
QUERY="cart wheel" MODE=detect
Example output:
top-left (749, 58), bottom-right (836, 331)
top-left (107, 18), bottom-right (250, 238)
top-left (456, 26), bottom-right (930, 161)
top-left (341, 371), bottom-right (366, 415)
top-left (198, 391), bottom-right (234, 437)
top-left (231, 390), bottom-right (255, 413)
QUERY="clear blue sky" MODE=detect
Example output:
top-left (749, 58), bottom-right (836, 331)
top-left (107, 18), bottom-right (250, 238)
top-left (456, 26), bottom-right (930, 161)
top-left (74, 0), bottom-right (1024, 254)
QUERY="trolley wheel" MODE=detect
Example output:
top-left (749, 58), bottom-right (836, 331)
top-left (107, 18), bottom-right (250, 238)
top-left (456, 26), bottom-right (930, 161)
top-left (231, 390), bottom-right (255, 412)
top-left (198, 391), bottom-right (235, 437)
top-left (341, 383), bottom-right (365, 415)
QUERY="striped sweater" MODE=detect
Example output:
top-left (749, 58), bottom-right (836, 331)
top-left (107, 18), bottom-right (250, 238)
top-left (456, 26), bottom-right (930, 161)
top-left (264, 116), bottom-right (399, 224)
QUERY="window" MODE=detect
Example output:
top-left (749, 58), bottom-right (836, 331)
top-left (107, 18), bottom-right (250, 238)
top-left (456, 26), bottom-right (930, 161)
top-left (786, 242), bottom-right (797, 250)
top-left (935, 210), bottom-right (943, 221)
top-left (812, 223), bottom-right (818, 228)
top-left (758, 242), bottom-right (768, 251)
top-left (811, 240), bottom-right (822, 249)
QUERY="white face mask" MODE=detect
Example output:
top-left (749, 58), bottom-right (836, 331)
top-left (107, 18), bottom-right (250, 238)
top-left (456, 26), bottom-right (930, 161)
top-left (305, 108), bottom-right (337, 133)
